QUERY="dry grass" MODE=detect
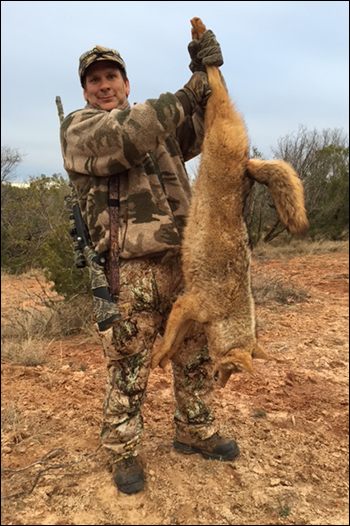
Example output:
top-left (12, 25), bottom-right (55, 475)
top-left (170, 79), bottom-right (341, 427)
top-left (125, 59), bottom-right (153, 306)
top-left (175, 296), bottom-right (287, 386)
top-left (1, 298), bottom-right (93, 340)
top-left (252, 272), bottom-right (309, 305)
top-left (1, 267), bottom-right (43, 284)
top-left (1, 278), bottom-right (94, 366)
top-left (1, 405), bottom-right (26, 437)
top-left (1, 403), bottom-right (47, 446)
top-left (253, 239), bottom-right (349, 260)
top-left (1, 337), bottom-right (49, 366)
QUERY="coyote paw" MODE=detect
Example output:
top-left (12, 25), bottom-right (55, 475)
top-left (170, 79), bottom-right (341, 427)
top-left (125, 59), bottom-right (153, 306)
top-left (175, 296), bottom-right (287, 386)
top-left (151, 351), bottom-right (170, 370)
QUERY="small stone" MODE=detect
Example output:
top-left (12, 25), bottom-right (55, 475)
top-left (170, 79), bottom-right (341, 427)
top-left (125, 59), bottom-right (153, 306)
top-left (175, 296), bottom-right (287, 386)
top-left (270, 477), bottom-right (281, 486)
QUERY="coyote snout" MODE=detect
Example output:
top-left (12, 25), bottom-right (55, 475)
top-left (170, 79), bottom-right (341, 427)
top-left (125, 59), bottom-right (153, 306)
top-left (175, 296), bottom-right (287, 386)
top-left (151, 17), bottom-right (308, 384)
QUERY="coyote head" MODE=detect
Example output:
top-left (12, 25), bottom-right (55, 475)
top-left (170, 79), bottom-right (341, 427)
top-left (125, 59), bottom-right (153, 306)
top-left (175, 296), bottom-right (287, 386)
top-left (213, 343), bottom-right (268, 388)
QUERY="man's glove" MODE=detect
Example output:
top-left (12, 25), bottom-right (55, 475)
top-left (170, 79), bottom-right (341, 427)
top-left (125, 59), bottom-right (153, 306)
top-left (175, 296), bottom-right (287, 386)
top-left (175, 72), bottom-right (211, 116)
top-left (188, 29), bottom-right (224, 73)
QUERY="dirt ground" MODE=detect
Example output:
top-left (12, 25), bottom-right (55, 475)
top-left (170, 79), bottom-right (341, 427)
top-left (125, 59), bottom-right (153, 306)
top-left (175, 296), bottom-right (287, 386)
top-left (1, 250), bottom-right (349, 525)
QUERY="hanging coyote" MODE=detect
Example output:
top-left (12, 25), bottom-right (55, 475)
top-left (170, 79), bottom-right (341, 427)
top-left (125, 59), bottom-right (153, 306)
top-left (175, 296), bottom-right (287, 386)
top-left (151, 17), bottom-right (309, 386)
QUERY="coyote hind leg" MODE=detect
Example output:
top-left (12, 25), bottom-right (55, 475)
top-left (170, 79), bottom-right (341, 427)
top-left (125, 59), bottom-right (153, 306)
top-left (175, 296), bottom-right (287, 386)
top-left (190, 17), bottom-right (207, 39)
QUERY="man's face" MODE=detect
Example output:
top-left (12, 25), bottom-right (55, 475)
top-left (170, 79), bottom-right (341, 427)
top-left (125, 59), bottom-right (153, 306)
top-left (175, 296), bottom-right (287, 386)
top-left (83, 61), bottom-right (130, 111)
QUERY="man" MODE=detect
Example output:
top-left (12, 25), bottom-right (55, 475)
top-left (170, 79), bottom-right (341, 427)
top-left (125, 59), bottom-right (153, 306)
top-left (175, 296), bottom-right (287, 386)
top-left (60, 30), bottom-right (239, 495)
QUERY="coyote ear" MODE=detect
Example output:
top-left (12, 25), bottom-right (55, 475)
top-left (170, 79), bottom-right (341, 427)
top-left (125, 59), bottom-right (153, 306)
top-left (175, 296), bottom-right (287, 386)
top-left (253, 343), bottom-right (268, 360)
top-left (227, 349), bottom-right (255, 376)
top-left (215, 367), bottom-right (232, 388)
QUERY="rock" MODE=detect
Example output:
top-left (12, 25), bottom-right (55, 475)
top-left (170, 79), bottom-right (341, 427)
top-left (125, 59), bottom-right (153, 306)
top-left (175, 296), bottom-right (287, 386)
top-left (220, 507), bottom-right (235, 522)
top-left (252, 490), bottom-right (269, 506)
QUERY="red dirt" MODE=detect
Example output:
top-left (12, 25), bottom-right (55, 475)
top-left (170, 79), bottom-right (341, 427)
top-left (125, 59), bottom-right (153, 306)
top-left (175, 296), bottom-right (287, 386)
top-left (1, 252), bottom-right (349, 525)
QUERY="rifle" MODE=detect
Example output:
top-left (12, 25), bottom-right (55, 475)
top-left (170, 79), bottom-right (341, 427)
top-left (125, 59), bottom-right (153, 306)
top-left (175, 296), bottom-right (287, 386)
top-left (56, 96), bottom-right (120, 331)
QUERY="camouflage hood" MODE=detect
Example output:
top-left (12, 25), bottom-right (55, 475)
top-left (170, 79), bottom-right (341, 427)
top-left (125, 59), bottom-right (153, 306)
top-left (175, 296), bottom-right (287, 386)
top-left (60, 92), bottom-right (205, 260)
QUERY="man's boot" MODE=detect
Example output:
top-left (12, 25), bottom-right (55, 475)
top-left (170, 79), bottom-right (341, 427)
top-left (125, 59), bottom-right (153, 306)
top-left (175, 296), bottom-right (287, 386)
top-left (113, 456), bottom-right (145, 494)
top-left (174, 432), bottom-right (240, 461)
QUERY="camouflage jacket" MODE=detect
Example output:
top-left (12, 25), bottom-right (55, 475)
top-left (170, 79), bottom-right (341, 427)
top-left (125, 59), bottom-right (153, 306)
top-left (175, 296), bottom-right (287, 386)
top-left (60, 93), bottom-right (205, 260)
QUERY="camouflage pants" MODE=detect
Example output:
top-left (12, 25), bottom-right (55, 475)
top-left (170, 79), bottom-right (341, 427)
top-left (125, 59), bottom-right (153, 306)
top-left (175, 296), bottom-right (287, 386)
top-left (99, 257), bottom-right (216, 459)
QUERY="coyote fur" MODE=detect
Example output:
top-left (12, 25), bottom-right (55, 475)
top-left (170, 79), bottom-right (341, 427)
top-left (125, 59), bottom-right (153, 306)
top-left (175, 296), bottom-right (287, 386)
top-left (151, 18), bottom-right (308, 386)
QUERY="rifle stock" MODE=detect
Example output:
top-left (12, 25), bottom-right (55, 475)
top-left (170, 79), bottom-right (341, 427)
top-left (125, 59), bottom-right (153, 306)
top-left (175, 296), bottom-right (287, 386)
top-left (72, 202), bottom-right (121, 331)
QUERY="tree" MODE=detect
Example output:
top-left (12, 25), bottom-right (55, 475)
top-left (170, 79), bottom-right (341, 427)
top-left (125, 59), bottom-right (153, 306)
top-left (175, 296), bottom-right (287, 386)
top-left (244, 127), bottom-right (349, 244)
top-left (244, 147), bottom-right (273, 245)
top-left (273, 126), bottom-right (349, 240)
top-left (1, 146), bottom-right (26, 214)
top-left (1, 173), bottom-right (68, 271)
top-left (1, 172), bottom-right (90, 297)
top-left (1, 146), bottom-right (24, 183)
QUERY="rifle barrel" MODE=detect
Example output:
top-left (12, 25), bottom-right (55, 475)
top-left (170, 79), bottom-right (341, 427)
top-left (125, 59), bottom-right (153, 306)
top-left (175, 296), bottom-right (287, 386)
top-left (55, 96), bottom-right (65, 124)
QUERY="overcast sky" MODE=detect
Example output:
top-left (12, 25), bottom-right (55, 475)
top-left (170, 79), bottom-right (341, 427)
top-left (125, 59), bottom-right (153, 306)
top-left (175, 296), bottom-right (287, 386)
top-left (1, 0), bottom-right (349, 182)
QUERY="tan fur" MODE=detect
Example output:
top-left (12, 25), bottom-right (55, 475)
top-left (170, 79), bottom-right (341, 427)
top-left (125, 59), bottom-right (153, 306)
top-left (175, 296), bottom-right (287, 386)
top-left (151, 18), bottom-right (308, 386)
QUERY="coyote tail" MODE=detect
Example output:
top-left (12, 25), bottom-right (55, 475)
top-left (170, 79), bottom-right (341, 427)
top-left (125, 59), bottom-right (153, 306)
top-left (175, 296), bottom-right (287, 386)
top-left (247, 158), bottom-right (309, 235)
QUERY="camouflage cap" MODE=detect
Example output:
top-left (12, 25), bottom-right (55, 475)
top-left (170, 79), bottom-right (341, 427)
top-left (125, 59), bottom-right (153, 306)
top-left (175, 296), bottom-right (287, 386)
top-left (79, 45), bottom-right (127, 86)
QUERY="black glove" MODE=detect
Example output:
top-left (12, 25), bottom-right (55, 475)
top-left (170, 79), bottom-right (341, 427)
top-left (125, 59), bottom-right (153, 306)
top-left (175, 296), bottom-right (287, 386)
top-left (188, 29), bottom-right (224, 73)
top-left (175, 72), bottom-right (211, 116)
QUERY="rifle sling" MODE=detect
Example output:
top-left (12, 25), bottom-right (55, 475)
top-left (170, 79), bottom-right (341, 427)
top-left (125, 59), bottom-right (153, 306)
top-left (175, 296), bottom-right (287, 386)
top-left (109, 176), bottom-right (120, 298)
top-left (108, 198), bottom-right (120, 207)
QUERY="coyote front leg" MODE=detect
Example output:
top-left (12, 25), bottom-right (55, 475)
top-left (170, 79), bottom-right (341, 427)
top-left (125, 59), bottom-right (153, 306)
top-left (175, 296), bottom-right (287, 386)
top-left (151, 293), bottom-right (208, 369)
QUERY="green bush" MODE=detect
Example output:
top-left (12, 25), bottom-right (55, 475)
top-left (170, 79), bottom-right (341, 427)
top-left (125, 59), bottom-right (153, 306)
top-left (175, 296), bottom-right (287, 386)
top-left (1, 174), bottom-right (89, 299)
top-left (39, 220), bottom-right (90, 299)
